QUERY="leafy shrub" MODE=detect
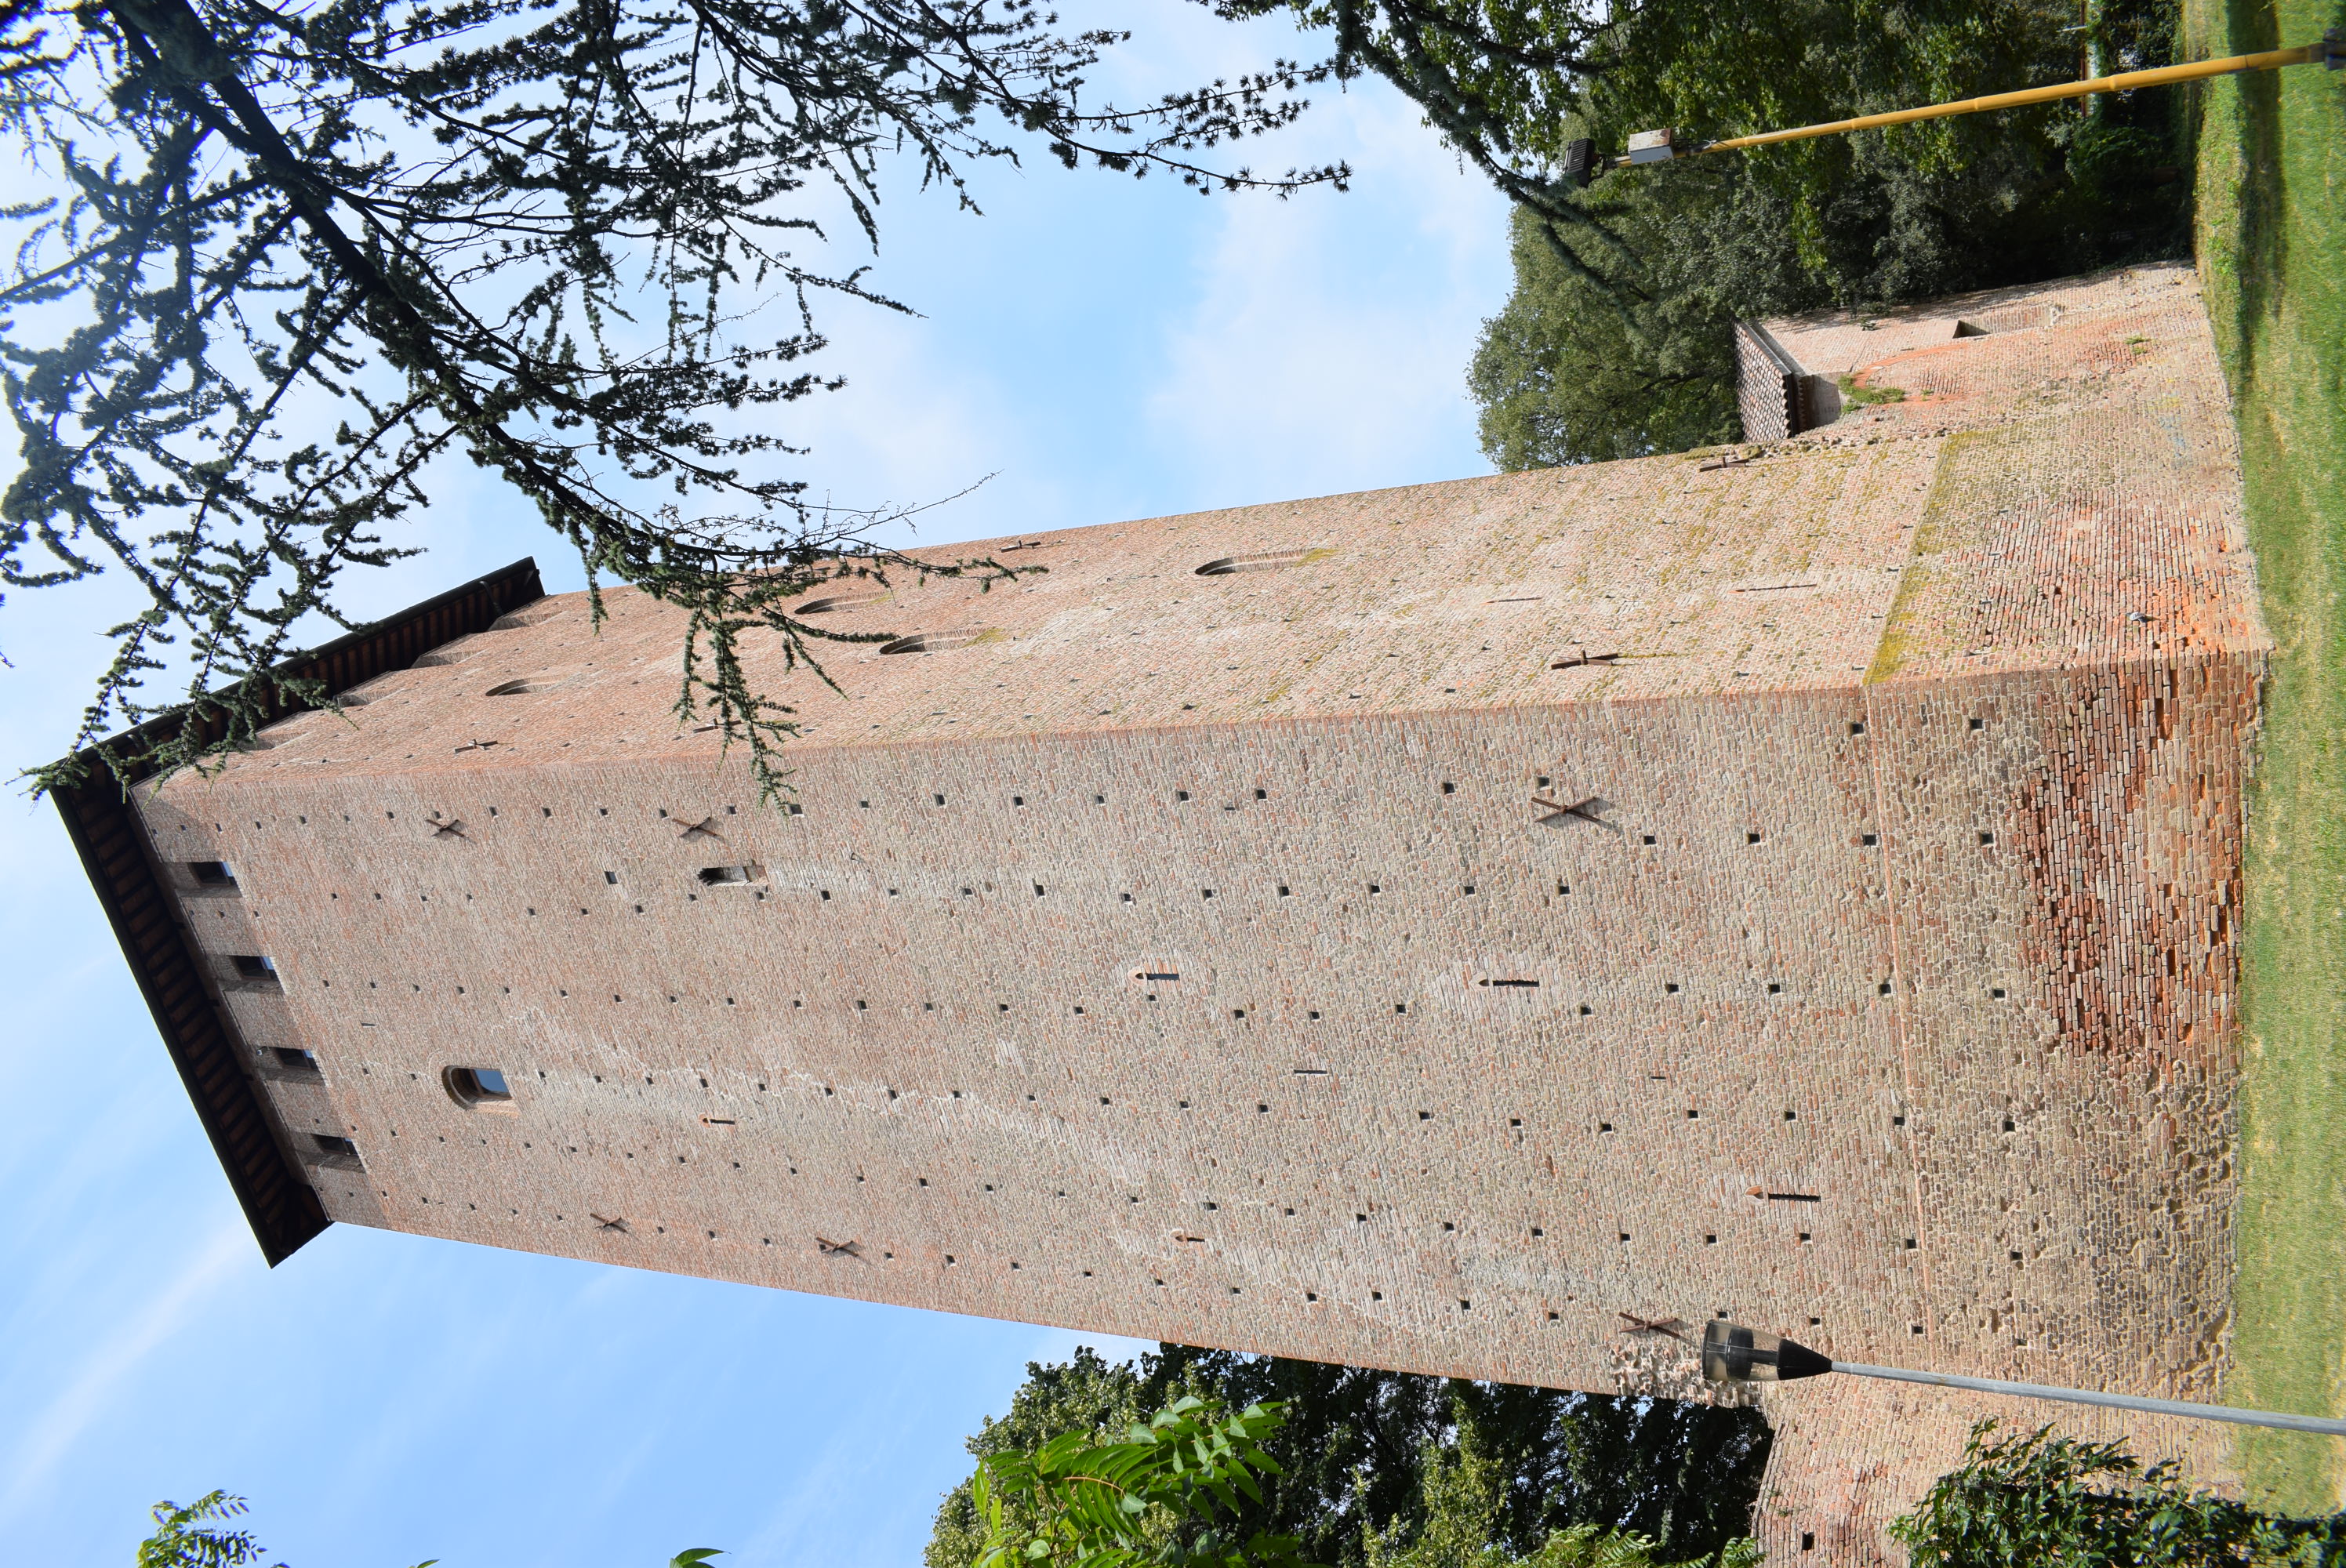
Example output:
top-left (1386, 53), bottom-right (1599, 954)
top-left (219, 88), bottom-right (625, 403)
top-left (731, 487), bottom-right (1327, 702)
top-left (1891, 1421), bottom-right (2346, 1566)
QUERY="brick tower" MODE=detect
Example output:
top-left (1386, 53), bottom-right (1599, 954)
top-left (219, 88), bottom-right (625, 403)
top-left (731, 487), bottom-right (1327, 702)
top-left (58, 263), bottom-right (2265, 1563)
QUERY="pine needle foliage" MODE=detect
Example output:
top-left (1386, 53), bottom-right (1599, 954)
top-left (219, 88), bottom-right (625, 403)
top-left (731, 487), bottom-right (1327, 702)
top-left (1204, 0), bottom-right (1623, 289)
top-left (1891, 1421), bottom-right (2346, 1567)
top-left (2, 0), bottom-right (1344, 797)
top-left (971, 1392), bottom-right (1309, 1568)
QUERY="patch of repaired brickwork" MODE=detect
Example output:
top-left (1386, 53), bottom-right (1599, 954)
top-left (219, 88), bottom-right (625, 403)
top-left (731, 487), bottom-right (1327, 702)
top-left (134, 264), bottom-right (2261, 1565)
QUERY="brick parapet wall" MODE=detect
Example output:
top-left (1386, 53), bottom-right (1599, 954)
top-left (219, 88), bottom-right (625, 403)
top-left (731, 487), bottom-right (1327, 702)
top-left (1735, 321), bottom-right (1801, 442)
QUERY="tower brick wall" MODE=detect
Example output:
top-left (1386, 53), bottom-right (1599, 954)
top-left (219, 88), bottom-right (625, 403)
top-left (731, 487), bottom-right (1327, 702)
top-left (78, 263), bottom-right (2264, 1563)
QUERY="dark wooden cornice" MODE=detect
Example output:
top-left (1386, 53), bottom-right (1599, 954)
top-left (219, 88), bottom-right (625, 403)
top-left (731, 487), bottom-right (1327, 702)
top-left (49, 558), bottom-right (546, 1265)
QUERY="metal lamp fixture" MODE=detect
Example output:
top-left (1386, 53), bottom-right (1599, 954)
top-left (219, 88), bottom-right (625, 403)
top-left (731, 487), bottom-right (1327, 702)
top-left (1701, 1321), bottom-right (2346, 1437)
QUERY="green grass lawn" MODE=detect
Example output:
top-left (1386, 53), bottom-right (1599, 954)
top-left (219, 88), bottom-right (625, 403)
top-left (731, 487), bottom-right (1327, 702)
top-left (2187, 0), bottom-right (2346, 1513)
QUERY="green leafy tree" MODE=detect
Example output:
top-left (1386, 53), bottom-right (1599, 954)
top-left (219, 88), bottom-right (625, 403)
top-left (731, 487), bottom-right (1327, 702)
top-left (1220, 0), bottom-right (2192, 466)
top-left (1237, 0), bottom-right (2189, 289)
top-left (1891, 1421), bottom-right (2346, 1566)
top-left (1481, 0), bottom-right (2194, 470)
top-left (970, 1392), bottom-right (1307, 1568)
top-left (1467, 175), bottom-right (1809, 466)
top-left (1156, 1347), bottom-right (1768, 1566)
top-left (933, 1348), bottom-right (1169, 1568)
top-left (1359, 1421), bottom-right (1758, 1568)
top-left (2, 0), bottom-right (1339, 794)
top-left (929, 1347), bottom-right (1770, 1568)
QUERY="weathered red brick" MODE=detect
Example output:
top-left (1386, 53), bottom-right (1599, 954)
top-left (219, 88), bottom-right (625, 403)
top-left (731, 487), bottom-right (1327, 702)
top-left (134, 263), bottom-right (2258, 1564)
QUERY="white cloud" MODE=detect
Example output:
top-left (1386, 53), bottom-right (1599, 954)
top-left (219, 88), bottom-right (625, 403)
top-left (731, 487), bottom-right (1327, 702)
top-left (1141, 86), bottom-right (1512, 508)
top-left (0, 1221), bottom-right (249, 1525)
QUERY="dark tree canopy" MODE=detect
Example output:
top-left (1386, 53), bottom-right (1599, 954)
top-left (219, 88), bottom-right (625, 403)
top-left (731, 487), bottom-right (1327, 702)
top-left (1469, 176), bottom-right (1808, 469)
top-left (1, 0), bottom-right (1341, 794)
top-left (927, 1346), bottom-right (1773, 1568)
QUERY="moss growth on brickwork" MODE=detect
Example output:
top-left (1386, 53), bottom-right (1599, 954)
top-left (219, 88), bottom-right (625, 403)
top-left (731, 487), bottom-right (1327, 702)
top-left (2188, 0), bottom-right (2346, 1514)
top-left (1833, 373), bottom-right (1908, 408)
top-left (1864, 428), bottom-right (1996, 683)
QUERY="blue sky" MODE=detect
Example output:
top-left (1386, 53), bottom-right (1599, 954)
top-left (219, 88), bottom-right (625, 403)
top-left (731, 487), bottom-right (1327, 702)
top-left (0, 5), bottom-right (1510, 1563)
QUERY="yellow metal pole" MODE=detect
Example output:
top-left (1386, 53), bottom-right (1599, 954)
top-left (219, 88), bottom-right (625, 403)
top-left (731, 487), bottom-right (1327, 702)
top-left (1615, 35), bottom-right (2337, 164)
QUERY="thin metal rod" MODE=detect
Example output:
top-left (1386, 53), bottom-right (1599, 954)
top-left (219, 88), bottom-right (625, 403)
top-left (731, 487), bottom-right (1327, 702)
top-left (1622, 39), bottom-right (2333, 163)
top-left (1833, 1362), bottom-right (2346, 1437)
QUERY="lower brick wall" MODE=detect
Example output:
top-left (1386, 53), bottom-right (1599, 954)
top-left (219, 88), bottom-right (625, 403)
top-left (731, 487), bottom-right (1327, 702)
top-left (1754, 1377), bottom-right (2239, 1564)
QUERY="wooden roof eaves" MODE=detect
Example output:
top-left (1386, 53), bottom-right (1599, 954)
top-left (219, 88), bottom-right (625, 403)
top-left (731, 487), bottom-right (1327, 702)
top-left (47, 557), bottom-right (546, 1265)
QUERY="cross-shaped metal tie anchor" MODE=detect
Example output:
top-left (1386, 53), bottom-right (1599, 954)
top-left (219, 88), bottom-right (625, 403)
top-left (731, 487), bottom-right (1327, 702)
top-left (1531, 794), bottom-right (1607, 826)
top-left (429, 816), bottom-right (467, 838)
top-left (590, 1214), bottom-right (630, 1233)
top-left (675, 816), bottom-right (721, 841)
top-left (816, 1236), bottom-right (862, 1258)
top-left (1619, 1312), bottom-right (1691, 1343)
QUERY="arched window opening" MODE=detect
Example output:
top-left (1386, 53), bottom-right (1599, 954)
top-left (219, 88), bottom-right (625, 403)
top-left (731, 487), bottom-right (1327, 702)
top-left (1195, 547), bottom-right (1321, 576)
top-left (445, 1065), bottom-right (518, 1112)
top-left (878, 629), bottom-right (996, 655)
top-left (797, 589), bottom-right (891, 615)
